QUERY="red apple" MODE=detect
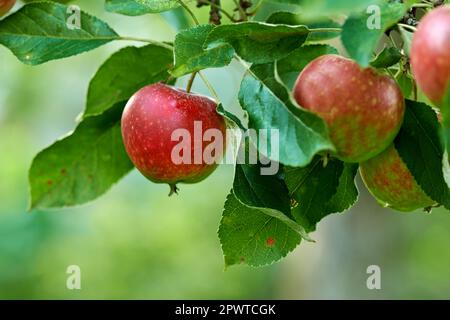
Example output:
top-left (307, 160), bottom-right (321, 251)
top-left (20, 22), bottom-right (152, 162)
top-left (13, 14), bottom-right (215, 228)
top-left (0, 0), bottom-right (15, 17)
top-left (411, 5), bottom-right (450, 106)
top-left (293, 54), bottom-right (405, 162)
top-left (360, 144), bottom-right (435, 211)
top-left (121, 83), bottom-right (226, 194)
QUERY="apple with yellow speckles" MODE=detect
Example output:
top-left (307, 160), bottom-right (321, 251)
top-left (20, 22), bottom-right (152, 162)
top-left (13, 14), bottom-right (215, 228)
top-left (0, 0), bottom-right (15, 17)
top-left (411, 5), bottom-right (450, 107)
top-left (360, 144), bottom-right (435, 211)
top-left (121, 83), bottom-right (226, 195)
top-left (293, 54), bottom-right (405, 162)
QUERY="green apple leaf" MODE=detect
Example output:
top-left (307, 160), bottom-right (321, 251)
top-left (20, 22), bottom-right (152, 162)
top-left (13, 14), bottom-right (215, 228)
top-left (342, 2), bottom-right (406, 67)
top-left (105, 0), bottom-right (180, 15)
top-left (219, 191), bottom-right (301, 267)
top-left (84, 44), bottom-right (174, 118)
top-left (395, 100), bottom-right (450, 209)
top-left (267, 0), bottom-right (383, 17)
top-left (285, 158), bottom-right (358, 232)
top-left (266, 11), bottom-right (341, 42)
top-left (370, 46), bottom-right (402, 69)
top-left (399, 26), bottom-right (413, 57)
top-left (171, 25), bottom-right (234, 77)
top-left (29, 102), bottom-right (133, 209)
top-left (395, 72), bottom-right (413, 99)
top-left (238, 72), bottom-right (334, 167)
top-left (204, 22), bottom-right (309, 64)
top-left (440, 84), bottom-right (450, 164)
top-left (161, 6), bottom-right (191, 31)
top-left (277, 44), bottom-right (338, 90)
top-left (0, 2), bottom-right (119, 65)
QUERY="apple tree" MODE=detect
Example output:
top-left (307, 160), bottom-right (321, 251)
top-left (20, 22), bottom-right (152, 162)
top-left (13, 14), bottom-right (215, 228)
top-left (1, 0), bottom-right (449, 267)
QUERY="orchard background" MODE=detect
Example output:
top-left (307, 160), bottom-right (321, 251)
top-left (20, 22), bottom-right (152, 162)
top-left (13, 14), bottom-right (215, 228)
top-left (1, 0), bottom-right (450, 299)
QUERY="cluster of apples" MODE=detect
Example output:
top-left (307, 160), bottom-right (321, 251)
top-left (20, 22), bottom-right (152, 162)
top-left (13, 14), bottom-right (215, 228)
top-left (115, 6), bottom-right (448, 210)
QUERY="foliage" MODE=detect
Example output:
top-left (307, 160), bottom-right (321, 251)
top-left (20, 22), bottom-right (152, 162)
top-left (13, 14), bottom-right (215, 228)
top-left (1, 0), bottom-right (449, 267)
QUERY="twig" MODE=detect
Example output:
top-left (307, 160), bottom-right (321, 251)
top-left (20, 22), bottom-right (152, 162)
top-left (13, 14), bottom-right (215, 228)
top-left (119, 37), bottom-right (173, 50)
top-left (398, 23), bottom-right (417, 32)
top-left (209, 0), bottom-right (222, 25)
top-left (198, 72), bottom-right (220, 102)
top-left (178, 0), bottom-right (200, 25)
top-left (186, 72), bottom-right (197, 93)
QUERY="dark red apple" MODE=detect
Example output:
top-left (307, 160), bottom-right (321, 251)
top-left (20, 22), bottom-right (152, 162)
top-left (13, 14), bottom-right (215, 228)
top-left (0, 0), bottom-right (15, 17)
top-left (293, 54), bottom-right (405, 163)
top-left (121, 83), bottom-right (226, 194)
top-left (411, 5), bottom-right (450, 106)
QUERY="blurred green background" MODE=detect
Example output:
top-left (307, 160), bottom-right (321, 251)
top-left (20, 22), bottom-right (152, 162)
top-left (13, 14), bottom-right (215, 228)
top-left (1, 0), bottom-right (450, 300)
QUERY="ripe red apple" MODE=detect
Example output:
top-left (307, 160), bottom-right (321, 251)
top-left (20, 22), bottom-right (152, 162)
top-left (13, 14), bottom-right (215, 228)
top-left (360, 144), bottom-right (435, 211)
top-left (293, 54), bottom-right (405, 162)
top-left (0, 0), bottom-right (15, 17)
top-left (411, 5), bottom-right (450, 107)
top-left (121, 83), bottom-right (226, 194)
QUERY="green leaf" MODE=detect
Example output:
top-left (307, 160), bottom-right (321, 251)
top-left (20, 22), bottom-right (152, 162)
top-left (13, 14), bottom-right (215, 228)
top-left (342, 2), bottom-right (406, 67)
top-left (399, 26), bottom-right (413, 57)
top-left (171, 25), bottom-right (234, 77)
top-left (238, 72), bottom-right (334, 167)
top-left (218, 191), bottom-right (301, 267)
top-left (285, 158), bottom-right (358, 232)
top-left (216, 104), bottom-right (246, 130)
top-left (370, 46), bottom-right (402, 68)
top-left (266, 11), bottom-right (341, 42)
top-left (0, 2), bottom-right (118, 65)
top-left (395, 71), bottom-right (413, 98)
top-left (204, 22), bottom-right (309, 64)
top-left (85, 44), bottom-right (174, 118)
top-left (250, 44), bottom-right (338, 96)
top-left (394, 100), bottom-right (450, 209)
top-left (277, 44), bottom-right (338, 90)
top-left (233, 162), bottom-right (312, 240)
top-left (440, 84), bottom-right (450, 160)
top-left (29, 102), bottom-right (133, 209)
top-left (267, 0), bottom-right (383, 17)
top-left (161, 6), bottom-right (191, 31)
top-left (105, 0), bottom-right (180, 15)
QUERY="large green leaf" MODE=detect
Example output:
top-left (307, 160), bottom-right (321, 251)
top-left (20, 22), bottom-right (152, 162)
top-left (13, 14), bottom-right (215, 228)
top-left (395, 100), bottom-right (450, 209)
top-left (276, 44), bottom-right (338, 89)
top-left (204, 22), bottom-right (309, 64)
top-left (267, 0), bottom-right (383, 17)
top-left (105, 0), bottom-right (180, 15)
top-left (84, 44), bottom-right (174, 118)
top-left (266, 11), bottom-right (341, 42)
top-left (238, 72), bottom-right (334, 167)
top-left (232, 162), bottom-right (311, 241)
top-left (218, 191), bottom-right (301, 267)
top-left (0, 2), bottom-right (118, 65)
top-left (285, 158), bottom-right (358, 232)
top-left (342, 2), bottom-right (406, 67)
top-left (171, 25), bottom-right (234, 77)
top-left (29, 103), bottom-right (133, 209)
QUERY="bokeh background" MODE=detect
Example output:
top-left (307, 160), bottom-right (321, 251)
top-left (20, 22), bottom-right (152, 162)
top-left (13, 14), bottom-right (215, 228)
top-left (1, 0), bottom-right (450, 299)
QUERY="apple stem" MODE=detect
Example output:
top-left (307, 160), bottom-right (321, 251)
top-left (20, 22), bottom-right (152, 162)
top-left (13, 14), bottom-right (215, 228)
top-left (169, 184), bottom-right (180, 196)
top-left (186, 72), bottom-right (197, 93)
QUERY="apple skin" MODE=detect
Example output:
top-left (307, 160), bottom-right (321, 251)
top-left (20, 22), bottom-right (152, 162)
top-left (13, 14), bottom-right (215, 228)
top-left (293, 54), bottom-right (405, 163)
top-left (0, 0), bottom-right (15, 17)
top-left (360, 144), bottom-right (435, 212)
top-left (411, 5), bottom-right (450, 107)
top-left (121, 83), bottom-right (226, 188)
